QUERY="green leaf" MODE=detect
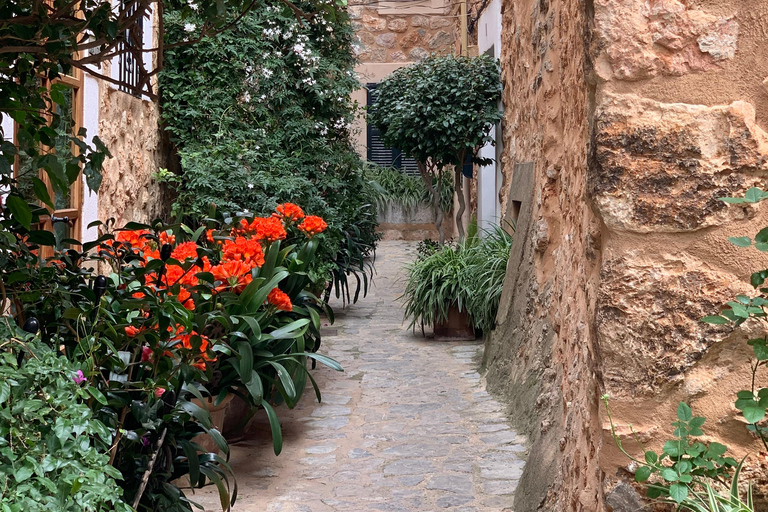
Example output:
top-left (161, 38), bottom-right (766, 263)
top-left (635, 466), bottom-right (651, 482)
top-left (677, 402), bottom-right (692, 421)
top-left (13, 465), bottom-right (34, 483)
top-left (86, 386), bottom-right (108, 405)
top-left (745, 187), bottom-right (764, 203)
top-left (5, 195), bottom-right (32, 229)
top-left (742, 405), bottom-right (765, 424)
top-left (728, 237), bottom-right (752, 247)
top-left (669, 483), bottom-right (688, 503)
top-left (701, 315), bottom-right (729, 325)
top-left (661, 468), bottom-right (679, 482)
top-left (644, 451), bottom-right (658, 464)
top-left (262, 401), bottom-right (283, 455)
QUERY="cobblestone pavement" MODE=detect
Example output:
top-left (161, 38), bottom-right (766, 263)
top-left (195, 241), bottom-right (525, 511)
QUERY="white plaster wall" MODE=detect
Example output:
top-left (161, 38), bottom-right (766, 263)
top-left (476, 0), bottom-right (502, 235)
top-left (81, 74), bottom-right (100, 243)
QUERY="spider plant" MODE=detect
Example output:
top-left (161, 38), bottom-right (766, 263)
top-left (365, 165), bottom-right (454, 215)
top-left (401, 223), bottom-right (513, 333)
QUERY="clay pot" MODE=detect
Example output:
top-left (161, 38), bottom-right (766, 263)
top-left (221, 393), bottom-right (256, 440)
top-left (433, 303), bottom-right (476, 341)
top-left (191, 394), bottom-right (234, 453)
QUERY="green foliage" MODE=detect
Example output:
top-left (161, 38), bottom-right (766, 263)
top-left (401, 224), bottom-right (513, 333)
top-left (365, 164), bottom-right (453, 215)
top-left (368, 54), bottom-right (502, 242)
top-left (0, 335), bottom-right (129, 512)
top-left (160, 0), bottom-right (379, 301)
top-left (604, 398), bottom-right (742, 508)
top-left (368, 54), bottom-right (502, 169)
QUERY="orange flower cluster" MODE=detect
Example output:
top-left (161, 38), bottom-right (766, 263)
top-left (117, 203), bottom-right (325, 372)
top-left (298, 215), bottom-right (327, 237)
top-left (238, 216), bottom-right (287, 243)
top-left (275, 203), bottom-right (304, 222)
top-left (267, 287), bottom-right (292, 312)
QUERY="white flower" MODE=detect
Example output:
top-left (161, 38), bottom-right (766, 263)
top-left (184, 23), bottom-right (196, 33)
top-left (263, 68), bottom-right (273, 79)
top-left (247, 183), bottom-right (254, 189)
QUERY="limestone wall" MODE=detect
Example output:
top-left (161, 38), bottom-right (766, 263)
top-left (95, 63), bottom-right (167, 227)
top-left (486, 0), bottom-right (768, 509)
top-left (350, 4), bottom-right (455, 64)
top-left (483, 0), bottom-right (604, 510)
top-left (592, 0), bottom-right (768, 505)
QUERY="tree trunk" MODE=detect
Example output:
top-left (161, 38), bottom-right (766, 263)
top-left (418, 161), bottom-right (445, 244)
top-left (454, 166), bottom-right (466, 241)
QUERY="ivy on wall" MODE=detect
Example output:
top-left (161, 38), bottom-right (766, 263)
top-left (160, 1), bottom-right (378, 289)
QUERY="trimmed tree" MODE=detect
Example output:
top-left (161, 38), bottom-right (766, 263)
top-left (368, 54), bottom-right (502, 243)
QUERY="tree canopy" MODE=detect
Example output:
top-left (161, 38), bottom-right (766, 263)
top-left (368, 54), bottom-right (502, 241)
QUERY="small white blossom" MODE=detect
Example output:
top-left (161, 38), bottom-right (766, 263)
top-left (184, 23), bottom-right (196, 33)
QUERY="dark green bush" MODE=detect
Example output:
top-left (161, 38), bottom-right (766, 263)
top-left (160, 1), bottom-right (379, 299)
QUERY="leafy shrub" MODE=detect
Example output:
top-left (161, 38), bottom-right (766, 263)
top-left (402, 224), bottom-right (513, 333)
top-left (369, 55), bottom-right (502, 242)
top-left (0, 335), bottom-right (129, 512)
top-left (1, 201), bottom-right (342, 511)
top-left (365, 165), bottom-right (453, 215)
top-left (160, 0), bottom-right (378, 302)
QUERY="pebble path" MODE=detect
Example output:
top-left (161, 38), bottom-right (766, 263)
top-left (196, 241), bottom-right (526, 511)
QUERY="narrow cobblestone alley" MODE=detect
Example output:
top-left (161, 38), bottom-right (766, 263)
top-left (196, 241), bottom-right (525, 511)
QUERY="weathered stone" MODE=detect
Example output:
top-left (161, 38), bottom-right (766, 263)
top-left (597, 251), bottom-right (748, 396)
top-left (409, 47), bottom-right (428, 61)
top-left (375, 33), bottom-right (397, 49)
top-left (389, 51), bottom-right (407, 62)
top-left (411, 15), bottom-right (429, 27)
top-left (426, 474), bottom-right (474, 494)
top-left (362, 14), bottom-right (387, 32)
top-left (592, 94), bottom-right (768, 232)
top-left (436, 495), bottom-right (474, 508)
top-left (383, 459), bottom-right (435, 476)
top-left (348, 448), bottom-right (372, 459)
top-left (400, 30), bottom-right (423, 48)
top-left (370, 48), bottom-right (388, 62)
top-left (605, 481), bottom-right (646, 512)
top-left (594, 0), bottom-right (739, 80)
top-left (481, 479), bottom-right (518, 495)
top-left (348, 5), bottom-right (363, 19)
top-left (388, 18), bottom-right (408, 32)
top-left (430, 18), bottom-right (452, 29)
top-left (429, 30), bottom-right (454, 50)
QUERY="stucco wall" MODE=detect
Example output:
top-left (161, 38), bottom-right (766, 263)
top-left (592, 0), bottom-right (768, 506)
top-left (483, 0), bottom-right (604, 510)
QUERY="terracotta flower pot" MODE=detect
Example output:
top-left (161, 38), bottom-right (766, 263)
top-left (191, 394), bottom-right (234, 453)
top-left (433, 303), bottom-right (476, 341)
top-left (222, 392), bottom-right (255, 440)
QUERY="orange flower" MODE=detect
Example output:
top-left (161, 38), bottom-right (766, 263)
top-left (221, 237), bottom-right (265, 268)
top-left (267, 287), bottom-right (292, 312)
top-left (176, 287), bottom-right (195, 310)
top-left (159, 231), bottom-right (176, 246)
top-left (275, 203), bottom-right (305, 222)
top-left (211, 260), bottom-right (253, 292)
top-left (171, 241), bottom-right (198, 261)
top-left (238, 216), bottom-right (287, 243)
top-left (298, 215), bottom-right (327, 237)
top-left (126, 326), bottom-right (141, 337)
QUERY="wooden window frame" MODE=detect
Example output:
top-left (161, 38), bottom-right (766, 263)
top-left (13, 66), bottom-right (85, 258)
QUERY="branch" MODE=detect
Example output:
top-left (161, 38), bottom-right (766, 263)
top-left (132, 427), bottom-right (168, 509)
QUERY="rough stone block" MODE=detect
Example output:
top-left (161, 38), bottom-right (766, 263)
top-left (409, 47), bottom-right (428, 61)
top-left (592, 93), bottom-right (768, 232)
top-left (411, 15), bottom-right (429, 27)
top-left (376, 32), bottom-right (398, 49)
top-left (388, 18), bottom-right (408, 32)
top-left (363, 14), bottom-right (387, 32)
top-left (429, 30), bottom-right (454, 50)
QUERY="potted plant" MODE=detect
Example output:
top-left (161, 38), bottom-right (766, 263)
top-left (401, 225), bottom-right (513, 340)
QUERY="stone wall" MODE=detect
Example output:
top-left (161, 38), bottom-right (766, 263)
top-left (483, 0), bottom-right (604, 511)
top-left (350, 5), bottom-right (455, 64)
top-left (486, 0), bottom-right (768, 509)
top-left (96, 65), bottom-right (167, 226)
top-left (592, 0), bottom-right (768, 505)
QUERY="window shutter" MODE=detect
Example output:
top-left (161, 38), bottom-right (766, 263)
top-left (367, 83), bottom-right (419, 176)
